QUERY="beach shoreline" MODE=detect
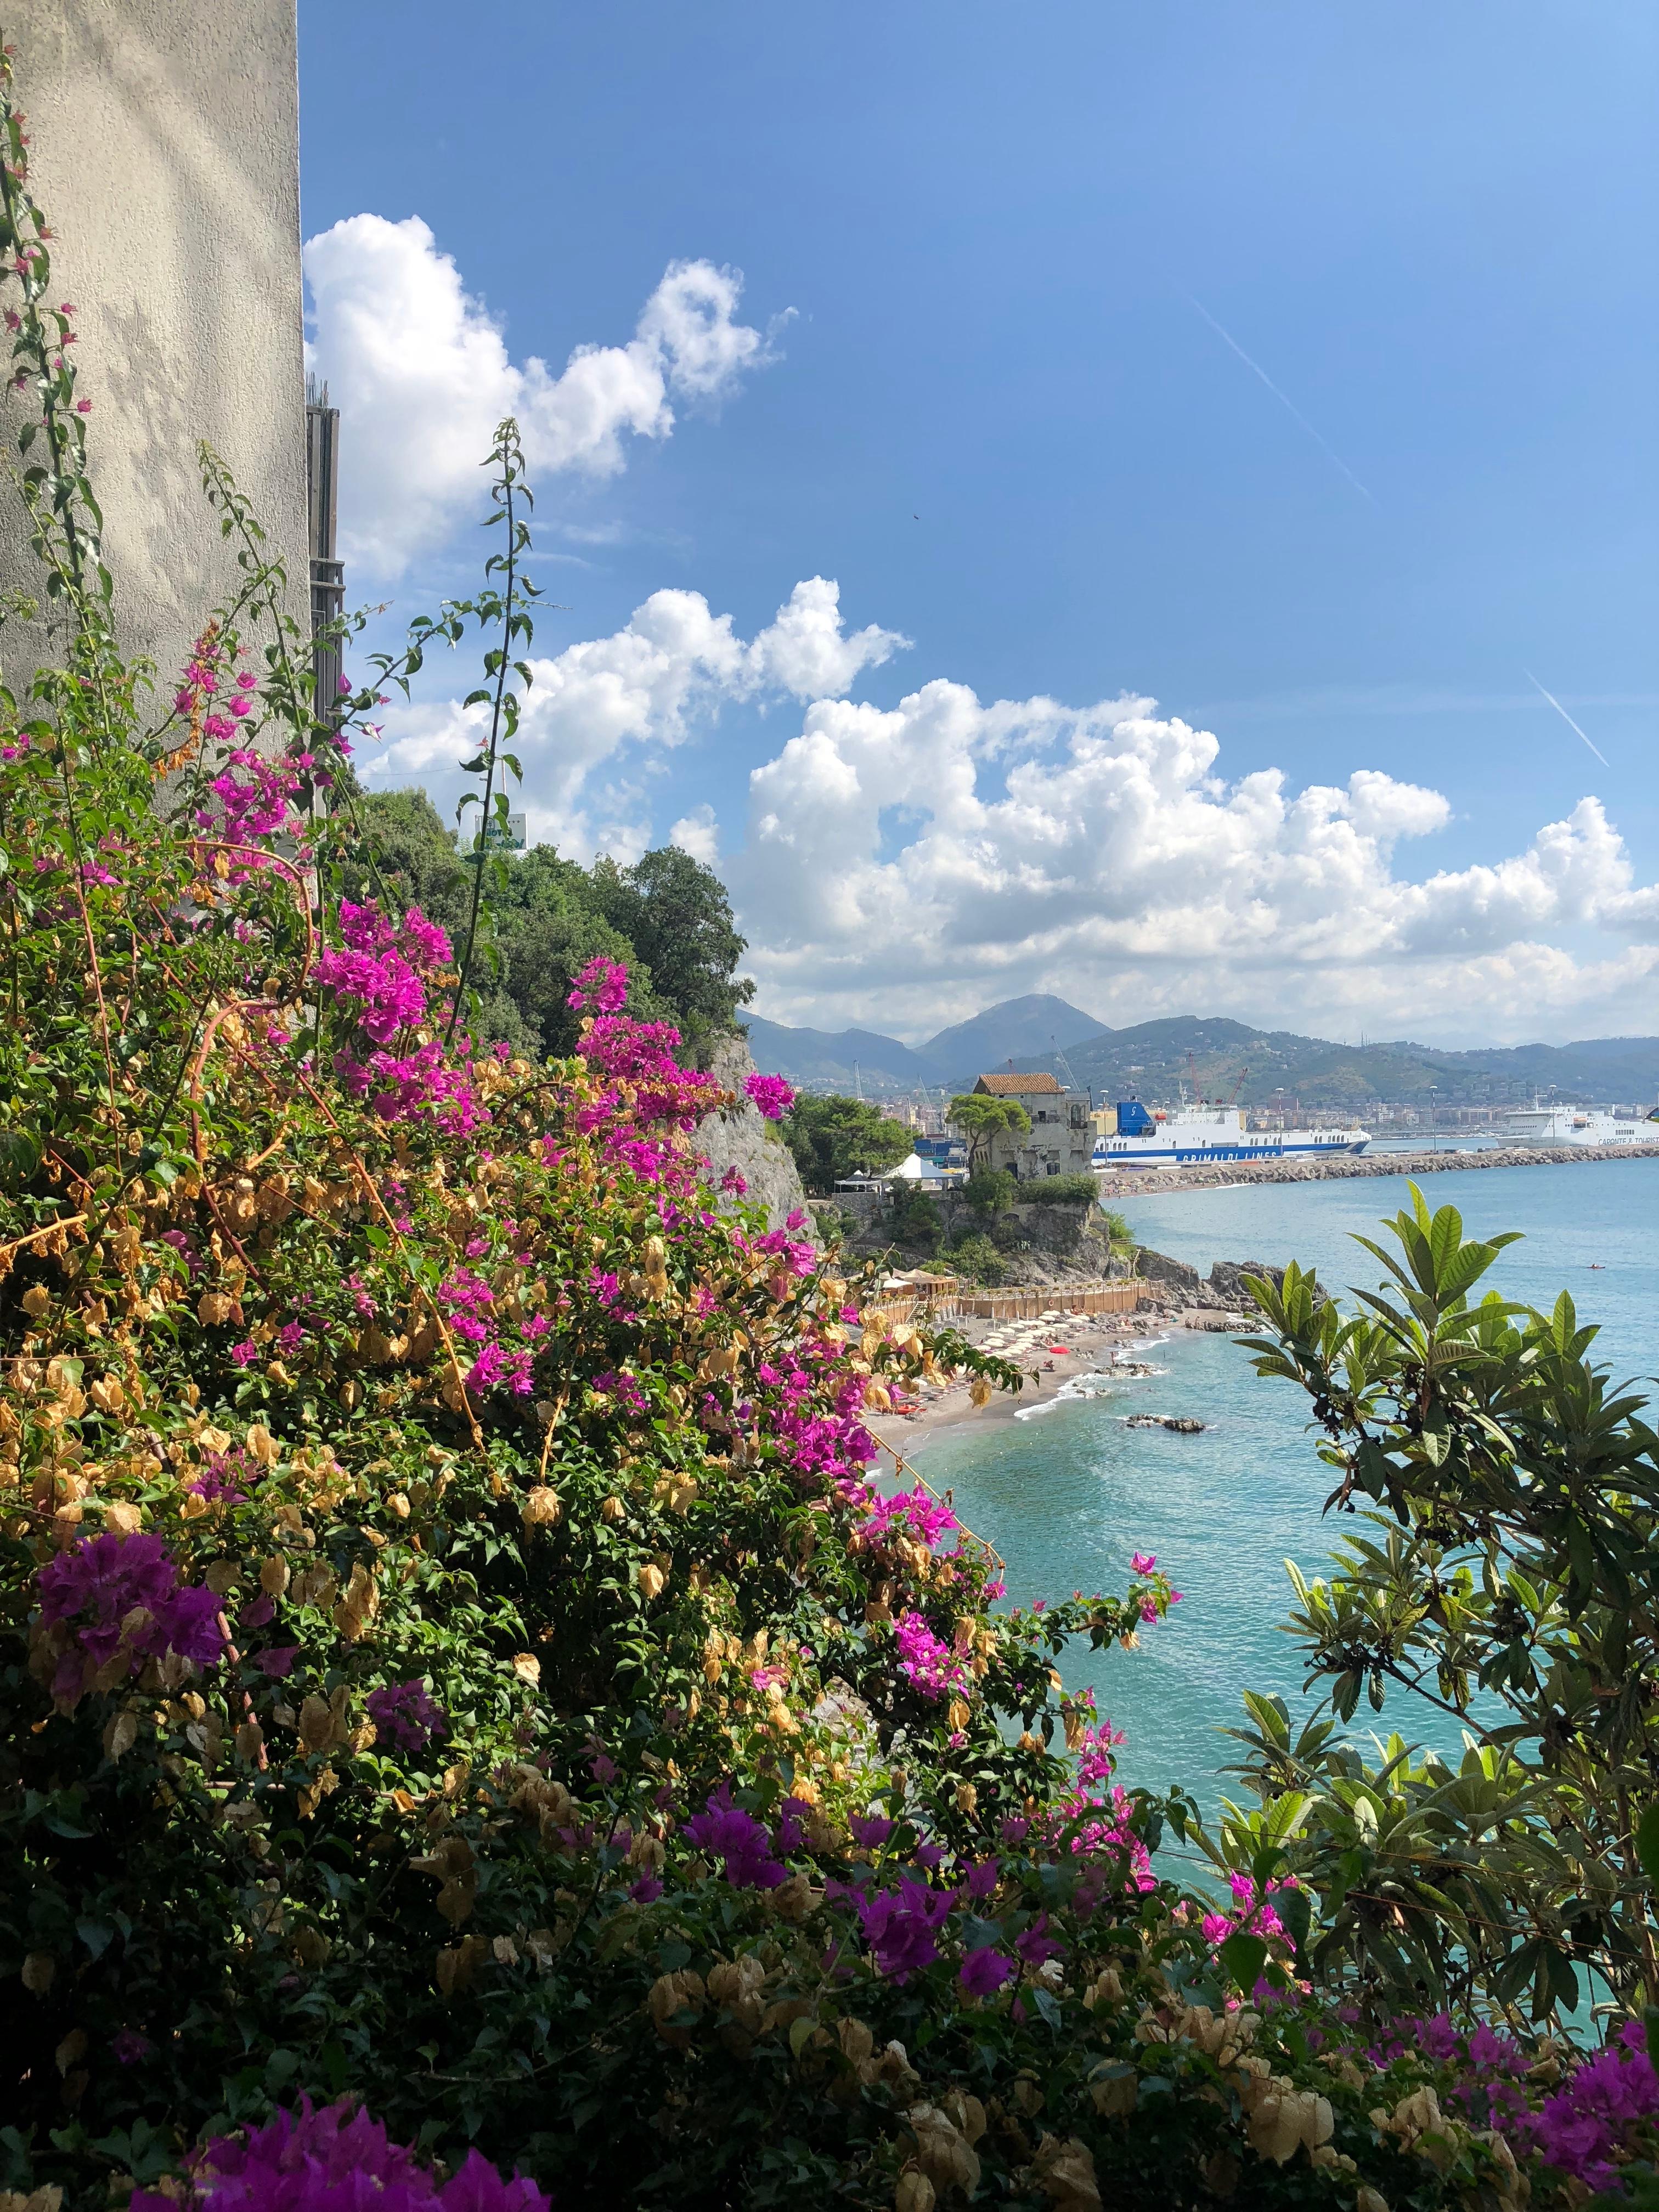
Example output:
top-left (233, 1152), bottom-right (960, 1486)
top-left (867, 1306), bottom-right (1196, 1465)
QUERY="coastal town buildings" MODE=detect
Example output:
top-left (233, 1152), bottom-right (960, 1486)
top-left (966, 1071), bottom-right (1093, 1180)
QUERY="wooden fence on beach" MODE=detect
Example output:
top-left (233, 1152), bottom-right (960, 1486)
top-left (872, 1279), bottom-right (1142, 1325)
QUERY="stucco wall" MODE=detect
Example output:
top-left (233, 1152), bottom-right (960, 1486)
top-left (0, 1), bottom-right (307, 693)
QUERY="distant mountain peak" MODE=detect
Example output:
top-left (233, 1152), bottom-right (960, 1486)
top-left (743, 1001), bottom-right (1659, 1110)
top-left (922, 994), bottom-right (1111, 1080)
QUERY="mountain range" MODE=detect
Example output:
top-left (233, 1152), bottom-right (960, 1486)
top-left (740, 996), bottom-right (1659, 1110)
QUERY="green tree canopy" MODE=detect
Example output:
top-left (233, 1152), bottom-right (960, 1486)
top-left (587, 844), bottom-right (755, 1052)
top-left (781, 1093), bottom-right (914, 1193)
top-left (347, 793), bottom-right (752, 1061)
top-left (947, 1091), bottom-right (1031, 1173)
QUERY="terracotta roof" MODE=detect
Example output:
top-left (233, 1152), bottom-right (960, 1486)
top-left (974, 1071), bottom-right (1062, 1096)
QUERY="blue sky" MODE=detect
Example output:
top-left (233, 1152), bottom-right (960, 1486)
top-left (297, 2), bottom-right (1657, 1045)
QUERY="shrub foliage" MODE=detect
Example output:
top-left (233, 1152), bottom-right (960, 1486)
top-left (0, 50), bottom-right (1655, 2212)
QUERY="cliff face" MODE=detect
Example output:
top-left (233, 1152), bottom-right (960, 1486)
top-left (693, 1035), bottom-right (817, 1238)
top-left (832, 1190), bottom-right (1121, 1285)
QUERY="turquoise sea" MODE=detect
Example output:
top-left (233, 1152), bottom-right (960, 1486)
top-left (901, 1159), bottom-right (1659, 1841)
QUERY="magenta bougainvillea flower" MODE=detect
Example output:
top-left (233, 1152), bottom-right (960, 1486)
top-left (37, 1531), bottom-right (224, 1704)
top-left (743, 1071), bottom-right (795, 1121)
top-left (131, 2098), bottom-right (549, 2212)
top-left (682, 1787), bottom-right (788, 1890)
top-left (367, 1679), bottom-right (448, 1754)
top-left (566, 954), bottom-right (628, 1014)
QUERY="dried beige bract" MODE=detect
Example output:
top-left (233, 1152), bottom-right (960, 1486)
top-left (648, 1968), bottom-right (706, 2047)
top-left (1031, 2134), bottom-right (1103, 2212)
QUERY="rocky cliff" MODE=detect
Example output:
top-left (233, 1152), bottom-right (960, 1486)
top-left (693, 1035), bottom-right (817, 1238)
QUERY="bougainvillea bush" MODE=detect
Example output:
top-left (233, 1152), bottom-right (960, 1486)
top-left (0, 48), bottom-right (1656, 2212)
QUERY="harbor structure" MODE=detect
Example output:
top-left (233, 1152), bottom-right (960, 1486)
top-left (966, 1071), bottom-right (1094, 1180)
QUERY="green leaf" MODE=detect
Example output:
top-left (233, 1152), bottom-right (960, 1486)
top-left (1635, 1802), bottom-right (1659, 1892)
top-left (1217, 1930), bottom-right (1268, 1991)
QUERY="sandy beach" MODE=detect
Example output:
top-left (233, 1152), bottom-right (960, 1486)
top-left (865, 1302), bottom-right (1205, 1465)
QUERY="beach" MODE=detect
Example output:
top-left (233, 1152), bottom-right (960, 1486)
top-left (866, 1301), bottom-right (1188, 1462)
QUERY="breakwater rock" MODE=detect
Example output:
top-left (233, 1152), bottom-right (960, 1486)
top-left (1106, 1143), bottom-right (1659, 1195)
top-left (1136, 1252), bottom-right (1297, 1312)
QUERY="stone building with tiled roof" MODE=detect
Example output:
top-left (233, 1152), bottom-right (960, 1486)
top-left (973, 1071), bottom-right (1062, 1098)
top-left (965, 1070), bottom-right (1093, 1180)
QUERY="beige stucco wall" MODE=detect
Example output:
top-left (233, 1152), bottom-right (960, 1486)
top-left (0, 0), bottom-right (306, 698)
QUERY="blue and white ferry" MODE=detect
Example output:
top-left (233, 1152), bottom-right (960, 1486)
top-left (1093, 1098), bottom-right (1370, 1170)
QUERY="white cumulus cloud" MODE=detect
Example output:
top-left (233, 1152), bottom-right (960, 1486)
top-left (364, 577), bottom-right (906, 860)
top-left (358, 552), bottom-right (1659, 1043)
top-left (303, 215), bottom-right (782, 575)
top-left (723, 679), bottom-right (1659, 1042)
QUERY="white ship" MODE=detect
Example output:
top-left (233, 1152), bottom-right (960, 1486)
top-left (1092, 1098), bottom-right (1369, 1170)
top-left (1501, 1102), bottom-right (1652, 1149)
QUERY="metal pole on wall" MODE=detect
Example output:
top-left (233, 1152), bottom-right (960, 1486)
top-left (306, 376), bottom-right (343, 721)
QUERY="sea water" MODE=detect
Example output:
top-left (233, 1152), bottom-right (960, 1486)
top-left (901, 1160), bottom-right (1659, 1845)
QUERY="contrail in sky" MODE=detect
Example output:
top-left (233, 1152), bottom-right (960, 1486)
top-left (1183, 293), bottom-right (1375, 505)
top-left (1523, 668), bottom-right (1609, 766)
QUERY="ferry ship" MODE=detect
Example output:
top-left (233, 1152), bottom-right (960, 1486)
top-left (1500, 1102), bottom-right (1651, 1149)
top-left (1092, 1098), bottom-right (1370, 1170)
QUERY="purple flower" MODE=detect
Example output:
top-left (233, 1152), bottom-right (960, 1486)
top-left (744, 1071), bottom-right (795, 1121)
top-left (959, 1946), bottom-right (1016, 1999)
top-left (849, 1813), bottom-right (894, 1851)
top-left (230, 1339), bottom-right (258, 1367)
top-left (855, 1486), bottom-right (961, 1553)
top-left (630, 1875), bottom-right (664, 1904)
top-left (1014, 1912), bottom-right (1065, 1969)
top-left (1517, 2022), bottom-right (1659, 2191)
top-left (367, 1679), bottom-right (447, 1753)
top-left (683, 1786), bottom-right (787, 1890)
top-left (131, 2097), bottom-right (549, 2212)
top-left (276, 1320), bottom-right (306, 1357)
top-left (775, 1796), bottom-right (816, 1852)
top-left (963, 1857), bottom-right (1000, 1901)
top-left (164, 1584), bottom-right (231, 1665)
top-left (112, 2028), bottom-right (151, 2064)
top-left (37, 1531), bottom-right (224, 1700)
top-left (256, 1646), bottom-right (300, 1679)
top-left (239, 1593), bottom-right (275, 1628)
top-left (567, 955), bottom-right (628, 1015)
top-left (894, 1609), bottom-right (968, 1700)
top-left (189, 1449), bottom-right (250, 1505)
top-left (855, 1875), bottom-right (954, 1982)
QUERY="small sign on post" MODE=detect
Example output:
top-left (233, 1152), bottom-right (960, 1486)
top-left (471, 812), bottom-right (527, 857)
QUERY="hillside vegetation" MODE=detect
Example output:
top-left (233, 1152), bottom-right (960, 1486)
top-left (4, 61), bottom-right (1659, 2212)
top-left (748, 1005), bottom-right (1659, 1110)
